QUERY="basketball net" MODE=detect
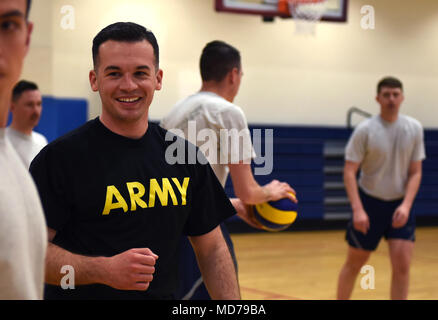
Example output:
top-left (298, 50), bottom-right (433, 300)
top-left (284, 0), bottom-right (328, 35)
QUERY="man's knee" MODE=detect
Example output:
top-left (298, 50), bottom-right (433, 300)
top-left (391, 253), bottom-right (411, 275)
top-left (389, 240), bottom-right (414, 275)
top-left (345, 247), bottom-right (372, 272)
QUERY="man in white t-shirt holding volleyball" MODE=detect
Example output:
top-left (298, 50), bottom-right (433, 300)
top-left (162, 40), bottom-right (297, 299)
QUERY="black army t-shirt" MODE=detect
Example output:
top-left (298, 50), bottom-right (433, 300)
top-left (30, 118), bottom-right (236, 300)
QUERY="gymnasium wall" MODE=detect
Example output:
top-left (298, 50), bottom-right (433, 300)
top-left (21, 0), bottom-right (438, 128)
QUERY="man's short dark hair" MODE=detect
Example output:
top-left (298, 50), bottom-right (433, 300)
top-left (377, 77), bottom-right (403, 94)
top-left (12, 80), bottom-right (39, 102)
top-left (26, 0), bottom-right (32, 19)
top-left (200, 41), bottom-right (241, 82)
top-left (92, 22), bottom-right (159, 70)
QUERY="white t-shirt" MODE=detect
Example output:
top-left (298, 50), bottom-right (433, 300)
top-left (0, 128), bottom-right (47, 299)
top-left (6, 127), bottom-right (48, 168)
top-left (345, 114), bottom-right (426, 201)
top-left (160, 91), bottom-right (256, 187)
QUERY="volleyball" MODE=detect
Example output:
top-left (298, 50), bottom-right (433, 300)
top-left (253, 193), bottom-right (298, 232)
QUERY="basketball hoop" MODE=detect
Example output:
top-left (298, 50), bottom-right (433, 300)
top-left (280, 0), bottom-right (328, 35)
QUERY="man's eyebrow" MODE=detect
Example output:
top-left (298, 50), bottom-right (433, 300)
top-left (104, 66), bottom-right (121, 72)
top-left (0, 10), bottom-right (25, 19)
top-left (136, 66), bottom-right (151, 70)
top-left (103, 66), bottom-right (152, 72)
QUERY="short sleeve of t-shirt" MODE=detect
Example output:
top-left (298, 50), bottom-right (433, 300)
top-left (411, 122), bottom-right (426, 162)
top-left (345, 122), bottom-right (368, 163)
top-left (30, 144), bottom-right (71, 232)
top-left (216, 106), bottom-right (256, 164)
top-left (183, 152), bottom-right (237, 236)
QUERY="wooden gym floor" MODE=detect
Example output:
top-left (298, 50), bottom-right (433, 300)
top-left (231, 226), bottom-right (438, 300)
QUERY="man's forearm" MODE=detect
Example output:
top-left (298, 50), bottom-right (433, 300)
top-left (46, 242), bottom-right (109, 286)
top-left (402, 171), bottom-right (422, 210)
top-left (344, 170), bottom-right (363, 212)
top-left (196, 242), bottom-right (241, 300)
top-left (235, 183), bottom-right (270, 204)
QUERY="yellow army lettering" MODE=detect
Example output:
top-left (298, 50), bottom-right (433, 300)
top-left (102, 177), bottom-right (190, 215)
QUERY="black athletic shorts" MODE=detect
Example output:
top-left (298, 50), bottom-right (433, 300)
top-left (345, 188), bottom-right (416, 251)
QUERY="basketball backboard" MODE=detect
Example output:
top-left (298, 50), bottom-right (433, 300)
top-left (215, 0), bottom-right (348, 22)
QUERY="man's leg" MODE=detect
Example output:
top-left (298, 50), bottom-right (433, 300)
top-left (388, 239), bottom-right (414, 300)
top-left (337, 246), bottom-right (372, 300)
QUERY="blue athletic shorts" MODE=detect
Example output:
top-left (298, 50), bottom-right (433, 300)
top-left (345, 189), bottom-right (416, 251)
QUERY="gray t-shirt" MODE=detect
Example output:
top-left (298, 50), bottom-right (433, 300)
top-left (0, 128), bottom-right (47, 299)
top-left (6, 127), bottom-right (48, 168)
top-left (160, 91), bottom-right (256, 187)
top-left (345, 114), bottom-right (426, 201)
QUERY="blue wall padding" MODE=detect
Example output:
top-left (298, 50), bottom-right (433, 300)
top-left (36, 96), bottom-right (88, 142)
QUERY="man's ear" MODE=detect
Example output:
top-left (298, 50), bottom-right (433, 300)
top-left (228, 67), bottom-right (239, 84)
top-left (155, 69), bottom-right (163, 91)
top-left (89, 70), bottom-right (99, 92)
top-left (24, 22), bottom-right (34, 56)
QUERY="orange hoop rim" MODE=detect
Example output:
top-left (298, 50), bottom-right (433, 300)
top-left (278, 0), bottom-right (327, 16)
top-left (287, 0), bottom-right (326, 3)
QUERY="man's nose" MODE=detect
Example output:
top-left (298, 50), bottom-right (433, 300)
top-left (119, 74), bottom-right (138, 91)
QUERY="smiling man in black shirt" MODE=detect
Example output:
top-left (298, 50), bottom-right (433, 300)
top-left (30, 22), bottom-right (240, 300)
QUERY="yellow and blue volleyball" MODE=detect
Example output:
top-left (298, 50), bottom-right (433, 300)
top-left (254, 194), bottom-right (298, 232)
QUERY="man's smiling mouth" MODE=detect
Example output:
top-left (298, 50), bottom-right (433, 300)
top-left (116, 97), bottom-right (142, 103)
